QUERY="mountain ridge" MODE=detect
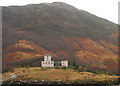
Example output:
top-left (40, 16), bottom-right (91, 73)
top-left (2, 2), bottom-right (118, 25)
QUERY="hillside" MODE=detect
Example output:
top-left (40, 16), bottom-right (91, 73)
top-left (2, 2), bottom-right (118, 74)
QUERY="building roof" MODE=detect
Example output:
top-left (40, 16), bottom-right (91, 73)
top-left (44, 54), bottom-right (51, 56)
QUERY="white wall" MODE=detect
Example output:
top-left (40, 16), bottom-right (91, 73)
top-left (42, 55), bottom-right (69, 67)
top-left (44, 56), bottom-right (51, 61)
top-left (42, 61), bottom-right (54, 67)
top-left (61, 61), bottom-right (68, 67)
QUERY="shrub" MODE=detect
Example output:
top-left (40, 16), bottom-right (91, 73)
top-left (68, 66), bottom-right (75, 70)
top-left (76, 66), bottom-right (87, 72)
top-left (54, 66), bottom-right (60, 69)
top-left (75, 65), bottom-right (79, 69)
top-left (61, 66), bottom-right (67, 70)
top-left (41, 67), bottom-right (47, 71)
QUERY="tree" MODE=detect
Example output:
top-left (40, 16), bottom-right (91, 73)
top-left (74, 58), bottom-right (76, 67)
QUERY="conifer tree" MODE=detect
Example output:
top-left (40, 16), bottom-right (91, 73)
top-left (74, 58), bottom-right (76, 67)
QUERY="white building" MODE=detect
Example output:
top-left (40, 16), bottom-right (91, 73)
top-left (41, 54), bottom-right (68, 67)
top-left (41, 54), bottom-right (54, 67)
top-left (61, 61), bottom-right (68, 67)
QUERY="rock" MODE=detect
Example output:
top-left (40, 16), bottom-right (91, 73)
top-left (58, 79), bottom-right (61, 82)
top-left (34, 80), bottom-right (38, 82)
top-left (11, 74), bottom-right (17, 79)
top-left (42, 80), bottom-right (44, 82)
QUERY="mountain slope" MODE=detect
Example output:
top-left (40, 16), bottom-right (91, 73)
top-left (2, 2), bottom-right (118, 74)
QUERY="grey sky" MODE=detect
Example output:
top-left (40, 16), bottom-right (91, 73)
top-left (0, 0), bottom-right (119, 24)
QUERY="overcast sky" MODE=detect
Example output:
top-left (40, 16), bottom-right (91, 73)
top-left (0, 0), bottom-right (119, 24)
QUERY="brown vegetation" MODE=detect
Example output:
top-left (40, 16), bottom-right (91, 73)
top-left (2, 67), bottom-right (119, 84)
top-left (2, 2), bottom-right (118, 74)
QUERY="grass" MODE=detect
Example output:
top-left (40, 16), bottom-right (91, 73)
top-left (2, 67), bottom-right (119, 84)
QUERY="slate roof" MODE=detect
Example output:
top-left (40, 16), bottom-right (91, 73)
top-left (44, 54), bottom-right (51, 56)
